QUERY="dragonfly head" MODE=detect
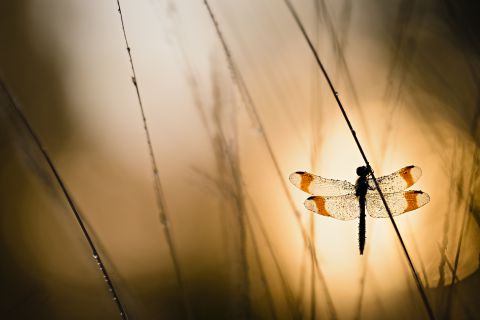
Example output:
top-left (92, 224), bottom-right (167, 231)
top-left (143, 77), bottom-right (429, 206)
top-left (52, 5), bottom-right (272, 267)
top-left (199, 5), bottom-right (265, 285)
top-left (356, 166), bottom-right (370, 177)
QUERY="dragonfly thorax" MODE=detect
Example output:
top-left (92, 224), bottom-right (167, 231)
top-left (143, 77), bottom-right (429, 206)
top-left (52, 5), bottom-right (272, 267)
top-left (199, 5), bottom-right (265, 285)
top-left (355, 166), bottom-right (370, 197)
top-left (355, 176), bottom-right (369, 198)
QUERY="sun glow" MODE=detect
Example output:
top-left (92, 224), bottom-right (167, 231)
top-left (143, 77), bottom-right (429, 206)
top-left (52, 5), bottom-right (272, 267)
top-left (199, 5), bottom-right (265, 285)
top-left (285, 99), bottom-right (480, 312)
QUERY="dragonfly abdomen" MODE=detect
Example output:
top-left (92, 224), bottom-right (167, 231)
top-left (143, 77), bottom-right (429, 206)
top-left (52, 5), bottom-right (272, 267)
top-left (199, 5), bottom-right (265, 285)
top-left (359, 196), bottom-right (366, 255)
top-left (355, 169), bottom-right (369, 255)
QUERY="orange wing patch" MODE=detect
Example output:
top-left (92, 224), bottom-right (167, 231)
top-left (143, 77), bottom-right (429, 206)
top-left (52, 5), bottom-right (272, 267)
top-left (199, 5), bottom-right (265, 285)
top-left (403, 190), bottom-right (423, 212)
top-left (304, 196), bottom-right (331, 216)
top-left (312, 196), bottom-right (330, 217)
top-left (399, 166), bottom-right (415, 187)
top-left (299, 172), bottom-right (314, 193)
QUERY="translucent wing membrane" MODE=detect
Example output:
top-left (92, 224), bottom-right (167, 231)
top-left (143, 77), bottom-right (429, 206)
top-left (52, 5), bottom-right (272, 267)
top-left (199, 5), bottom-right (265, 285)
top-left (289, 171), bottom-right (355, 196)
top-left (367, 165), bottom-right (422, 194)
top-left (366, 190), bottom-right (430, 218)
top-left (304, 194), bottom-right (360, 220)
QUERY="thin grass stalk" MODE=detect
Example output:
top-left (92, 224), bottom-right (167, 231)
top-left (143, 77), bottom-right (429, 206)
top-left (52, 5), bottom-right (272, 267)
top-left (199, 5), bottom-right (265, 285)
top-left (114, 2), bottom-right (192, 318)
top-left (201, 2), bottom-right (337, 318)
top-left (308, 213), bottom-right (316, 320)
top-left (354, 270), bottom-right (366, 320)
top-left (228, 144), bottom-right (251, 320)
top-left (0, 78), bottom-right (129, 320)
top-left (334, 0), bottom-right (353, 75)
top-left (210, 70), bottom-right (251, 318)
top-left (294, 247), bottom-right (308, 318)
top-left (308, 2), bottom-right (322, 319)
top-left (445, 166), bottom-right (476, 317)
top-left (437, 244), bottom-right (476, 319)
top-left (177, 40), bottom-right (252, 318)
top-left (245, 213), bottom-right (278, 320)
top-left (354, 223), bottom-right (389, 320)
top-left (436, 146), bottom-right (458, 290)
top-left (380, 6), bottom-right (425, 158)
top-left (394, 233), bottom-right (423, 317)
top-left (245, 191), bottom-right (298, 318)
top-left (445, 68), bottom-right (480, 316)
top-left (382, 0), bottom-right (418, 102)
top-left (282, 1), bottom-right (436, 319)
top-left (406, 222), bottom-right (430, 288)
top-left (169, 18), bottom-right (267, 316)
top-left (194, 155), bottom-right (251, 319)
top-left (165, 6), bottom-right (243, 288)
top-left (356, 261), bottom-right (389, 320)
top-left (164, 3), bottom-right (212, 138)
top-left (196, 150), bottom-right (272, 319)
top-left (316, 0), bottom-right (375, 157)
top-left (436, 244), bottom-right (459, 283)
top-left (353, 237), bottom-right (370, 320)
top-left (307, 240), bottom-right (335, 319)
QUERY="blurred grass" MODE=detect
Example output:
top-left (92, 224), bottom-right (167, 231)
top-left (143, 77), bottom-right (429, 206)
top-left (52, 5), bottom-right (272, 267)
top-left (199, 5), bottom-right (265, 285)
top-left (1, 0), bottom-right (479, 319)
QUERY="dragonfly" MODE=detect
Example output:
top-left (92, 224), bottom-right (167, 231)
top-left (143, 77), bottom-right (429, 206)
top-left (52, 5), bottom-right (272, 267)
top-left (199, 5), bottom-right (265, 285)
top-left (289, 165), bottom-right (430, 254)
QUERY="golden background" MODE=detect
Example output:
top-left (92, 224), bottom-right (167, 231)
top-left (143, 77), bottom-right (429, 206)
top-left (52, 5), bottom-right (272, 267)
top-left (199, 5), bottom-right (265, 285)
top-left (0, 0), bottom-right (479, 319)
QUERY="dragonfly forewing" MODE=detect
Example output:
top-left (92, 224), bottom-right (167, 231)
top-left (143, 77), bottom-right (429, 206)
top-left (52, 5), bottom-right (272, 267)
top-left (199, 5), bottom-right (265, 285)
top-left (367, 165), bottom-right (422, 194)
top-left (289, 171), bottom-right (355, 196)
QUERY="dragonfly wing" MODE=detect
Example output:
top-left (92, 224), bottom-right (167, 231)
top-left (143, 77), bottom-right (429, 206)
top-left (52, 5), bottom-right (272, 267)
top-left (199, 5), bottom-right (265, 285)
top-left (367, 165), bottom-right (422, 193)
top-left (366, 191), bottom-right (430, 218)
top-left (304, 194), bottom-right (360, 221)
top-left (289, 171), bottom-right (355, 196)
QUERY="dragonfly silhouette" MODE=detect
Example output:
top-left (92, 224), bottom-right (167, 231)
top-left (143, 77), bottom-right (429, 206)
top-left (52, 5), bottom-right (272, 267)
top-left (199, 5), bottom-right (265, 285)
top-left (289, 165), bottom-right (430, 254)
